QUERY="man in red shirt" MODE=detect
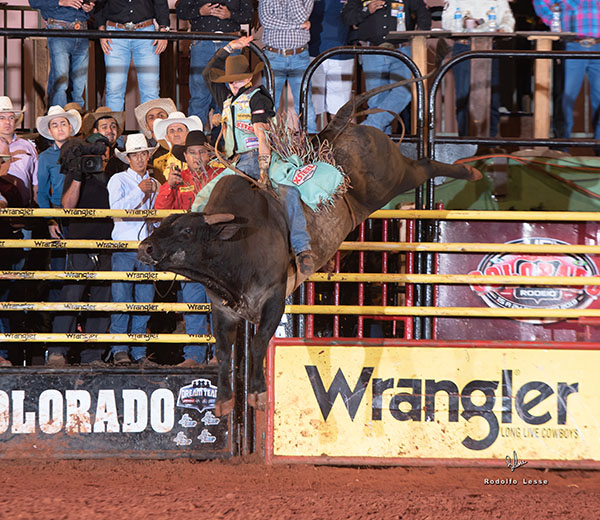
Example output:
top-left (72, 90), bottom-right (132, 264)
top-left (155, 130), bottom-right (222, 211)
top-left (155, 130), bottom-right (223, 366)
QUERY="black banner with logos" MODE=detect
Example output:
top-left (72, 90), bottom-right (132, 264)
top-left (0, 367), bottom-right (229, 459)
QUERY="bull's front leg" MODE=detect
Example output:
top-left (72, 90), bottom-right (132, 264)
top-left (247, 288), bottom-right (286, 410)
top-left (211, 306), bottom-right (242, 417)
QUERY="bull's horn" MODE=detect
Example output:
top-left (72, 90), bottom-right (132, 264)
top-left (204, 213), bottom-right (235, 225)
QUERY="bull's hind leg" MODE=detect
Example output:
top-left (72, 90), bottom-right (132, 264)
top-left (211, 307), bottom-right (242, 417)
top-left (247, 288), bottom-right (286, 410)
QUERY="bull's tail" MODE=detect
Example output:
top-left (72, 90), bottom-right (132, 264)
top-left (318, 69), bottom-right (436, 144)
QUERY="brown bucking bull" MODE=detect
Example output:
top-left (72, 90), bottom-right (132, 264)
top-left (138, 92), bottom-right (481, 416)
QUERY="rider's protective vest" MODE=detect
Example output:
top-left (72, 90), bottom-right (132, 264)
top-left (222, 87), bottom-right (261, 158)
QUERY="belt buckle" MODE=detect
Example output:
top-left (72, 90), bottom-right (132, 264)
top-left (72, 21), bottom-right (82, 30)
top-left (124, 21), bottom-right (136, 31)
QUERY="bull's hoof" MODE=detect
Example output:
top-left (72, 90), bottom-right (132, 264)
top-left (465, 165), bottom-right (483, 181)
top-left (214, 398), bottom-right (234, 417)
top-left (247, 391), bottom-right (267, 411)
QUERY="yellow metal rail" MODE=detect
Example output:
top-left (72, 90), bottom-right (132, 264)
top-left (2, 271), bottom-right (600, 286)
top-left (0, 302), bottom-right (210, 312)
top-left (2, 207), bottom-right (600, 221)
top-left (0, 333), bottom-right (214, 343)
top-left (2, 301), bottom-right (599, 318)
top-left (3, 239), bottom-right (600, 254)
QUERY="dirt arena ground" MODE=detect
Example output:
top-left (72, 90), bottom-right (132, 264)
top-left (0, 457), bottom-right (598, 519)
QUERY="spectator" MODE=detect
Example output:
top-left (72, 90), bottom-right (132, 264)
top-left (342, 0), bottom-right (431, 134)
top-left (134, 97), bottom-right (176, 146)
top-left (155, 130), bottom-right (223, 366)
top-left (308, 0), bottom-right (353, 131)
top-left (36, 106), bottom-right (82, 304)
top-left (36, 105), bottom-right (82, 221)
top-left (81, 106), bottom-right (125, 176)
top-left (96, 0), bottom-right (170, 112)
top-left (152, 111), bottom-right (203, 183)
top-left (0, 146), bottom-right (25, 367)
top-left (442, 0), bottom-right (514, 137)
top-left (0, 97), bottom-right (38, 208)
top-left (258, 0), bottom-right (316, 132)
top-left (533, 0), bottom-right (600, 153)
top-left (29, 0), bottom-right (95, 108)
top-left (204, 36), bottom-right (315, 274)
top-left (108, 134), bottom-right (161, 367)
top-left (176, 0), bottom-right (253, 128)
top-left (48, 134), bottom-right (113, 366)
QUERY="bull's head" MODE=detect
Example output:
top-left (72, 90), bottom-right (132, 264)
top-left (138, 212), bottom-right (241, 281)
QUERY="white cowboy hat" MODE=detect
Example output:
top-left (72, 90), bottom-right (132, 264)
top-left (153, 111), bottom-right (203, 143)
top-left (35, 105), bottom-right (82, 140)
top-left (0, 96), bottom-right (25, 126)
top-left (115, 133), bottom-right (159, 164)
top-left (134, 98), bottom-right (177, 138)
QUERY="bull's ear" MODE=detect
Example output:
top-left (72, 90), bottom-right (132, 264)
top-left (212, 223), bottom-right (240, 241)
top-left (204, 213), bottom-right (235, 225)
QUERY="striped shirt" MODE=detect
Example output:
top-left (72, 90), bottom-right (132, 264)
top-left (258, 0), bottom-right (314, 50)
top-left (533, 0), bottom-right (600, 38)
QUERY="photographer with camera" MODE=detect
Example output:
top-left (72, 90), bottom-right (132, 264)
top-left (47, 134), bottom-right (113, 367)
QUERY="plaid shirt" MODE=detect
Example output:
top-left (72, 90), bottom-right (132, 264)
top-left (533, 0), bottom-right (600, 38)
top-left (258, 0), bottom-right (314, 50)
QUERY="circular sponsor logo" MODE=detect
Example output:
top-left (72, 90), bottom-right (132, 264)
top-left (468, 237), bottom-right (600, 324)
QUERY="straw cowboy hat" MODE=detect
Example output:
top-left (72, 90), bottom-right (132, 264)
top-left (115, 133), bottom-right (159, 164)
top-left (81, 106), bottom-right (125, 138)
top-left (172, 130), bottom-right (209, 163)
top-left (0, 96), bottom-right (25, 126)
top-left (209, 54), bottom-right (264, 83)
top-left (153, 111), bottom-right (203, 142)
top-left (35, 105), bottom-right (82, 141)
top-left (134, 98), bottom-right (177, 139)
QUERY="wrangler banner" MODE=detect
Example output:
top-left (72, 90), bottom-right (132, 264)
top-left (267, 339), bottom-right (600, 467)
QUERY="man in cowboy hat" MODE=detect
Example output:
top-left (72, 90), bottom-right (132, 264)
top-left (203, 36), bottom-right (315, 274)
top-left (152, 111), bottom-right (203, 183)
top-left (108, 134), bottom-right (161, 367)
top-left (36, 106), bottom-right (82, 305)
top-left (0, 96), bottom-right (38, 209)
top-left (81, 106), bottom-right (125, 177)
top-left (155, 130), bottom-right (224, 366)
top-left (36, 106), bottom-right (82, 219)
top-left (29, 0), bottom-right (95, 108)
top-left (134, 97), bottom-right (176, 144)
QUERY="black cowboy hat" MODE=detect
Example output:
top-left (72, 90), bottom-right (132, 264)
top-left (209, 54), bottom-right (265, 83)
top-left (172, 130), bottom-right (209, 163)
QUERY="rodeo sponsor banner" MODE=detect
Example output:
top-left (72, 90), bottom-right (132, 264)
top-left (267, 339), bottom-right (600, 467)
top-left (0, 368), bottom-right (228, 458)
top-left (435, 221), bottom-right (600, 341)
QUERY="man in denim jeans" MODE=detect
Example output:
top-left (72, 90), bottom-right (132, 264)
top-left (176, 0), bottom-right (252, 128)
top-left (107, 134), bottom-right (160, 366)
top-left (258, 0), bottom-right (316, 133)
top-left (95, 0), bottom-right (170, 112)
top-left (29, 0), bottom-right (95, 108)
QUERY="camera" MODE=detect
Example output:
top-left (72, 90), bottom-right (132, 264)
top-left (59, 138), bottom-right (108, 180)
top-left (79, 155), bottom-right (104, 174)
